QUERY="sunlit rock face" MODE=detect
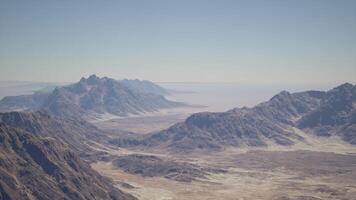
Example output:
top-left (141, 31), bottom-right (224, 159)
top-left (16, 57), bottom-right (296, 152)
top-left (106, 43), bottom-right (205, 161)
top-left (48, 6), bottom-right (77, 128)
top-left (110, 83), bottom-right (356, 152)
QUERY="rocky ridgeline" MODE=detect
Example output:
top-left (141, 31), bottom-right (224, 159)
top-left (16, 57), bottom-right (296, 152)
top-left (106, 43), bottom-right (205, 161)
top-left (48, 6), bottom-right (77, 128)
top-left (0, 75), bottom-right (183, 119)
top-left (111, 83), bottom-right (356, 152)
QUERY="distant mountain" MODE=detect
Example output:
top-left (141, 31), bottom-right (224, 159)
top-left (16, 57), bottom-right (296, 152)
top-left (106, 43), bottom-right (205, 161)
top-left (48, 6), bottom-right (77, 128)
top-left (0, 123), bottom-right (136, 200)
top-left (0, 91), bottom-right (49, 112)
top-left (0, 75), bottom-right (183, 118)
top-left (111, 83), bottom-right (356, 152)
top-left (120, 79), bottom-right (170, 96)
top-left (0, 81), bottom-right (59, 99)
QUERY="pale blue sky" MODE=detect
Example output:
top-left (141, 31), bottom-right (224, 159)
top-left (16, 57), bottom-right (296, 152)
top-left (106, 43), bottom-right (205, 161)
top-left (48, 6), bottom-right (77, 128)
top-left (0, 0), bottom-right (355, 85)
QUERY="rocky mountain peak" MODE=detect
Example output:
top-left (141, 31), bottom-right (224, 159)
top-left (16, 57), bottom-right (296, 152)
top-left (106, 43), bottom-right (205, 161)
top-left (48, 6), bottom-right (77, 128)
top-left (79, 74), bottom-right (101, 85)
top-left (270, 90), bottom-right (291, 101)
top-left (0, 75), bottom-right (182, 118)
top-left (333, 82), bottom-right (354, 90)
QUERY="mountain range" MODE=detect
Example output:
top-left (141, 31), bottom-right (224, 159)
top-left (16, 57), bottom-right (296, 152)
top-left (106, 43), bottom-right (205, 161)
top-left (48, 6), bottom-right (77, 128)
top-left (1, 80), bottom-right (355, 199)
top-left (0, 75), bottom-right (183, 119)
top-left (110, 83), bottom-right (356, 152)
top-left (0, 75), bottom-right (183, 200)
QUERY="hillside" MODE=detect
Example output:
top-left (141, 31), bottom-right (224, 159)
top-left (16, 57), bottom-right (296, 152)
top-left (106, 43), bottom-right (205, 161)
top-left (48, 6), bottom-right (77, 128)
top-left (0, 123), bottom-right (136, 200)
top-left (120, 79), bottom-right (170, 96)
top-left (0, 111), bottom-right (109, 157)
top-left (112, 154), bottom-right (226, 182)
top-left (110, 83), bottom-right (356, 152)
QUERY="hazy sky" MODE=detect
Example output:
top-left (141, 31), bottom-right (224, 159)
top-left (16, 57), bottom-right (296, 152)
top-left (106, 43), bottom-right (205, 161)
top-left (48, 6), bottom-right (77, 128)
top-left (0, 0), bottom-right (355, 85)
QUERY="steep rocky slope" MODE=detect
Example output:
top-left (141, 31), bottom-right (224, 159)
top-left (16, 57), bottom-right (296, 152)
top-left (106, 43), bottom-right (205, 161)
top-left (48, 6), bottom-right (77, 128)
top-left (0, 111), bottom-right (109, 156)
top-left (297, 83), bottom-right (356, 144)
top-left (0, 123), bottom-right (136, 200)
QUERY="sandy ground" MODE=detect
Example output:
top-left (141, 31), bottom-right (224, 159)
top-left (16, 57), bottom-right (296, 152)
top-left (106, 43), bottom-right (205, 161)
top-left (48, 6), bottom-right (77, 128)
top-left (92, 147), bottom-right (356, 200)
top-left (91, 123), bottom-right (356, 200)
top-left (93, 107), bottom-right (207, 134)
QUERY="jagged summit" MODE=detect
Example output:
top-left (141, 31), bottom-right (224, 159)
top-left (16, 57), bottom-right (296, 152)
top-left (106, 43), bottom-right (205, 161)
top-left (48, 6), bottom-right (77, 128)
top-left (79, 74), bottom-right (108, 85)
top-left (0, 75), bottom-right (183, 118)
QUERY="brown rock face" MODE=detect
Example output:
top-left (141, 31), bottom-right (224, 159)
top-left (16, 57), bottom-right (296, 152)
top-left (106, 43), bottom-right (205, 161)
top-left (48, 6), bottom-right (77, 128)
top-left (0, 123), bottom-right (137, 200)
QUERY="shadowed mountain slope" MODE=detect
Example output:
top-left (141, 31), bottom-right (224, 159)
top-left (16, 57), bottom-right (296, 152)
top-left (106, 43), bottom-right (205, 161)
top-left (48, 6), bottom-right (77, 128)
top-left (297, 83), bottom-right (356, 144)
top-left (0, 111), bottom-right (109, 156)
top-left (0, 123), bottom-right (136, 200)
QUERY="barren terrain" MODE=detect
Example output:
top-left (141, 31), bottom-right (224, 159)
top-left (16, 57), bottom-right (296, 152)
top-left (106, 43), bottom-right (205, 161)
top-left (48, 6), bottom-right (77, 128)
top-left (93, 107), bottom-right (206, 134)
top-left (92, 146), bottom-right (356, 200)
top-left (91, 112), bottom-right (356, 200)
top-left (90, 84), bottom-right (356, 200)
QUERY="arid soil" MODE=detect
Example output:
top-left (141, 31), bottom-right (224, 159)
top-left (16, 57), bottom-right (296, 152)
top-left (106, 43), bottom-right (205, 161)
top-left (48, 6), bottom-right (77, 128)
top-left (93, 107), bottom-right (206, 134)
top-left (92, 148), bottom-right (356, 200)
top-left (90, 87), bottom-right (356, 200)
top-left (92, 117), bottom-right (356, 200)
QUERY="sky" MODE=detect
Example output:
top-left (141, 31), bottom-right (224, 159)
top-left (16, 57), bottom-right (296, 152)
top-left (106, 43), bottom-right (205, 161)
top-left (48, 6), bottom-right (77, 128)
top-left (0, 0), bottom-right (355, 86)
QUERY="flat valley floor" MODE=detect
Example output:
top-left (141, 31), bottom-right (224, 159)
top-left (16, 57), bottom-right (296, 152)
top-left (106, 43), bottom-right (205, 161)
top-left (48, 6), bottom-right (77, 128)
top-left (92, 108), bottom-right (356, 200)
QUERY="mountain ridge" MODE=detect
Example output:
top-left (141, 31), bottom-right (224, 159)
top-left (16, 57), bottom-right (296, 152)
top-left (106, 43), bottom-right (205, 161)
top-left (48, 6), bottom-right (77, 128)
top-left (0, 75), bottom-right (184, 119)
top-left (110, 83), bottom-right (356, 152)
